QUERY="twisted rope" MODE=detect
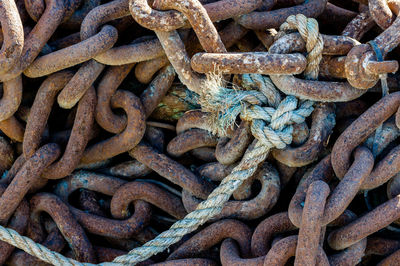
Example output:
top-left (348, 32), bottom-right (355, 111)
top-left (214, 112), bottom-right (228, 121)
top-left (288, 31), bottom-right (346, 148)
top-left (112, 96), bottom-right (313, 265)
top-left (0, 226), bottom-right (88, 266)
top-left (0, 14), bottom-right (322, 266)
top-left (113, 14), bottom-right (319, 265)
top-left (241, 73), bottom-right (282, 108)
top-left (277, 14), bottom-right (323, 80)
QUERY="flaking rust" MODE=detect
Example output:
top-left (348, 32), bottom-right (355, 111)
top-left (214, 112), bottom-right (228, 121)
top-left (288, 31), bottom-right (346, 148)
top-left (0, 0), bottom-right (399, 264)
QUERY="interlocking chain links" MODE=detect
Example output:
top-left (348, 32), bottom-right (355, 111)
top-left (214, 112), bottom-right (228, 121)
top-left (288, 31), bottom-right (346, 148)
top-left (237, 0), bottom-right (328, 30)
top-left (111, 11), bottom-right (315, 266)
top-left (289, 148), bottom-right (374, 228)
top-left (0, 0), bottom-right (390, 265)
top-left (0, 2), bottom-right (321, 264)
top-left (129, 0), bottom-right (262, 31)
top-left (0, 0), bottom-right (68, 82)
top-left (113, 98), bottom-right (313, 265)
top-left (276, 14), bottom-right (324, 79)
top-left (369, 0), bottom-right (400, 29)
top-left (345, 2), bottom-right (400, 90)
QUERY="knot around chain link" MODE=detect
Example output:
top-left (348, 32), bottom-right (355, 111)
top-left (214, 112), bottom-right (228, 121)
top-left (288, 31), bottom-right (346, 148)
top-left (199, 13), bottom-right (321, 146)
top-left (0, 10), bottom-right (322, 266)
top-left (199, 72), bottom-right (313, 150)
top-left (243, 96), bottom-right (314, 149)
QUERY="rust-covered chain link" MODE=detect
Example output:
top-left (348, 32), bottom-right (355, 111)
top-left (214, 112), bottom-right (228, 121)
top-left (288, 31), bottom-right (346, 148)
top-left (0, 0), bottom-right (398, 265)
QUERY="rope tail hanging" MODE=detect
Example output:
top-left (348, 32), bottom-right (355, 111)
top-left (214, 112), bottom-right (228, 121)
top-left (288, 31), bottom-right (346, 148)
top-left (0, 14), bottom-right (322, 266)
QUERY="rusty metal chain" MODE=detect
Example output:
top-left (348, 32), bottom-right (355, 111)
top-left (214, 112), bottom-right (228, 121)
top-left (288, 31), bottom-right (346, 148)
top-left (0, 0), bottom-right (398, 265)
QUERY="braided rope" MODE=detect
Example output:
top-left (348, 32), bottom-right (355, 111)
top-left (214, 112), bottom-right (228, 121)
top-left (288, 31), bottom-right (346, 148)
top-left (0, 14), bottom-right (322, 266)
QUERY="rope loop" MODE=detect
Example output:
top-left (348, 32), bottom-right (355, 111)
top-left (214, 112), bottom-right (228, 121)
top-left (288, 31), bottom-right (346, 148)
top-left (0, 13), bottom-right (323, 266)
top-left (276, 14), bottom-right (324, 80)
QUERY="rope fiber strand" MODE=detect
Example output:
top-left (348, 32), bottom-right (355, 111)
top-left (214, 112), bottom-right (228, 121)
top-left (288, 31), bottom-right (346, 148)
top-left (0, 226), bottom-right (88, 266)
top-left (0, 14), bottom-right (322, 266)
top-left (113, 96), bottom-right (313, 264)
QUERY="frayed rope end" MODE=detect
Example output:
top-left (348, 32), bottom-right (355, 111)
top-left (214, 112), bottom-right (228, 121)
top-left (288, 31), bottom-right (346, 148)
top-left (199, 72), bottom-right (248, 137)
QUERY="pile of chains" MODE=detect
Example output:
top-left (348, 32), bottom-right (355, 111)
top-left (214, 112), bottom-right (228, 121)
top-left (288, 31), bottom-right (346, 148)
top-left (0, 0), bottom-right (399, 265)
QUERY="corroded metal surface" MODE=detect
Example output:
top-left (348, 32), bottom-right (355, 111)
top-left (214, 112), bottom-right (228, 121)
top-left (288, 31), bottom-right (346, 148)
top-left (0, 0), bottom-right (399, 264)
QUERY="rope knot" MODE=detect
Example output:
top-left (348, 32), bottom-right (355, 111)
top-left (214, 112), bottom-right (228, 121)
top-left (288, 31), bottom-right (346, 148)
top-left (199, 70), bottom-right (314, 148)
top-left (245, 96), bottom-right (313, 149)
top-left (0, 13), bottom-right (323, 266)
top-left (199, 13), bottom-right (322, 138)
top-left (199, 72), bottom-right (268, 136)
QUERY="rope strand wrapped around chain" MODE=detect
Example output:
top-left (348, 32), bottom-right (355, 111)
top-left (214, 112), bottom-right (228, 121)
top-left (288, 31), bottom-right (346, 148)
top-left (113, 13), bottom-right (320, 265)
top-left (113, 96), bottom-right (313, 264)
top-left (276, 14), bottom-right (324, 79)
top-left (0, 14), bottom-right (322, 266)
